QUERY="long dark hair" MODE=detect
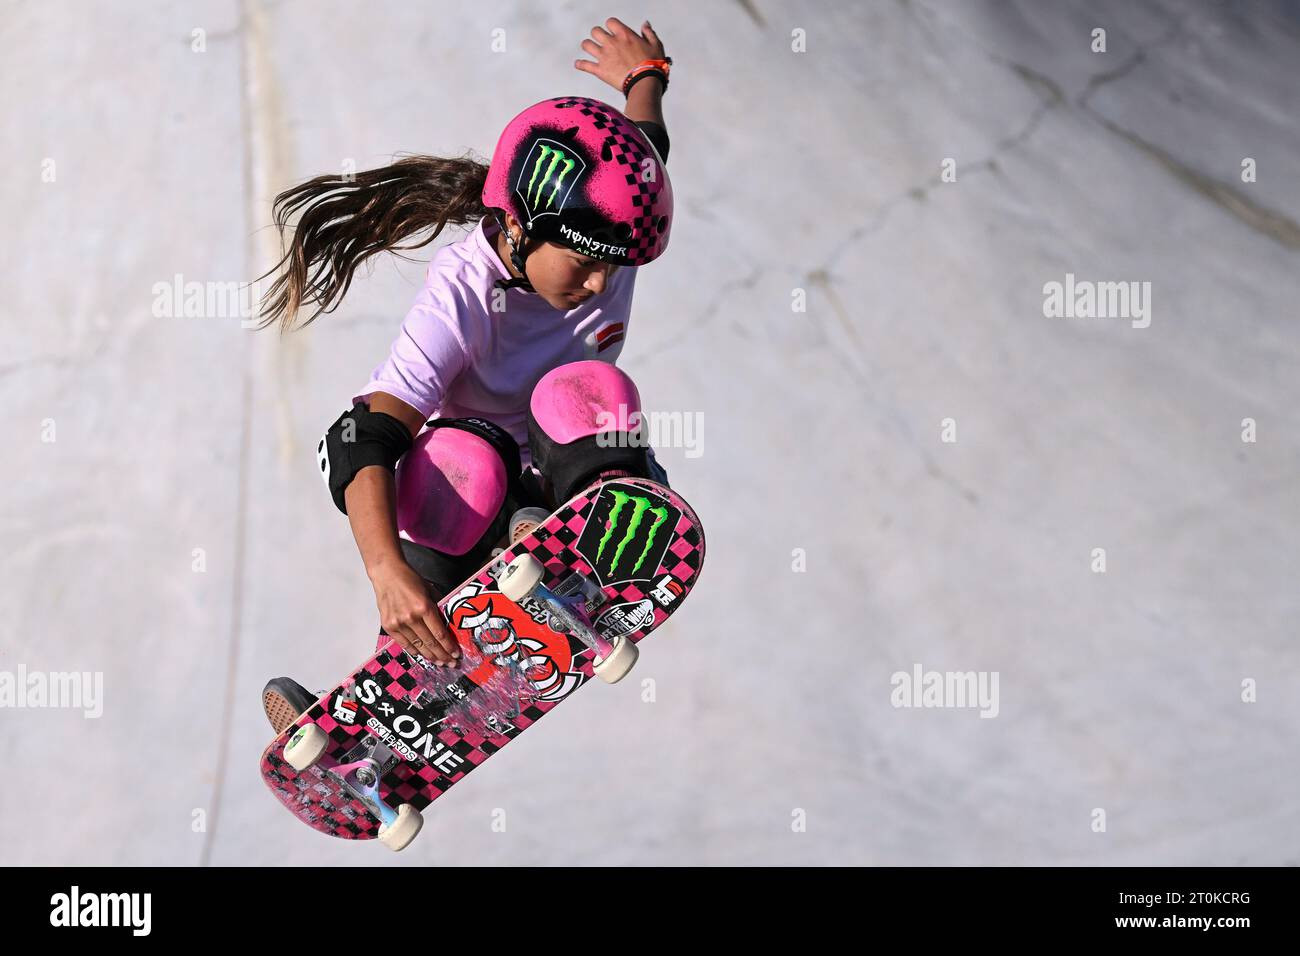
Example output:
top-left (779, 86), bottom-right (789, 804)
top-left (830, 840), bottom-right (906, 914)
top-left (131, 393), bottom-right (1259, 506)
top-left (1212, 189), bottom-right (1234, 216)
top-left (257, 154), bottom-right (492, 332)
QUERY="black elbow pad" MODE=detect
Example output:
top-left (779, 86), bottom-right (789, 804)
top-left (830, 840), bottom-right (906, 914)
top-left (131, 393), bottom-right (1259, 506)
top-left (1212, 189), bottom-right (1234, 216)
top-left (317, 403), bottom-right (414, 514)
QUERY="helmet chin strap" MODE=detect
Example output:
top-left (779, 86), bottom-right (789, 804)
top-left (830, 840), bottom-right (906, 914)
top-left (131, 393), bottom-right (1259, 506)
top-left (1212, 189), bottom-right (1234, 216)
top-left (492, 213), bottom-right (538, 292)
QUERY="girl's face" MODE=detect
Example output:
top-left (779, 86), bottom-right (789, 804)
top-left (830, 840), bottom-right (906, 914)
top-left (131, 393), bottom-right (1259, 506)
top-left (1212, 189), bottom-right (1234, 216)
top-left (496, 215), bottom-right (621, 311)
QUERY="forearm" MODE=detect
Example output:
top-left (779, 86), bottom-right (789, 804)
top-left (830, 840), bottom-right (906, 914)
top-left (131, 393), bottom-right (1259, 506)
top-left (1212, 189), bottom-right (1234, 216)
top-left (345, 466), bottom-right (407, 583)
top-left (623, 75), bottom-right (665, 128)
top-left (341, 432), bottom-right (461, 667)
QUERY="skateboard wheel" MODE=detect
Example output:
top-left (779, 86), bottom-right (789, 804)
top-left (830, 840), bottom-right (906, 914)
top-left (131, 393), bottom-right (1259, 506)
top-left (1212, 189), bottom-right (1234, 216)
top-left (283, 723), bottom-right (329, 771)
top-left (378, 803), bottom-right (423, 851)
top-left (499, 553), bottom-right (545, 602)
top-left (592, 635), bottom-right (639, 684)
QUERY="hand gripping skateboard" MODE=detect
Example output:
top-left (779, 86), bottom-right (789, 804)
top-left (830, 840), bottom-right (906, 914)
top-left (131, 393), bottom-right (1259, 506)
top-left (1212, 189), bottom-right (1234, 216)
top-left (259, 477), bottom-right (705, 850)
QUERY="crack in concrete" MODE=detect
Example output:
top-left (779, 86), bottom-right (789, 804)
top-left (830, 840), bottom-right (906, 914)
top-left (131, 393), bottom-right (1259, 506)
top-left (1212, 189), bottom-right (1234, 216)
top-left (1070, 15), bottom-right (1300, 247)
top-left (733, 0), bottom-right (766, 30)
top-left (633, 264), bottom-right (763, 362)
top-left (797, 5), bottom-right (1296, 514)
top-left (1087, 113), bottom-right (1300, 249)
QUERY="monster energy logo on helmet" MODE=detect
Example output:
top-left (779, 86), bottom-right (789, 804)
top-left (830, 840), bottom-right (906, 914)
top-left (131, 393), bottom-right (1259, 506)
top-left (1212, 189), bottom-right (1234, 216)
top-left (577, 484), bottom-right (680, 586)
top-left (516, 138), bottom-right (586, 220)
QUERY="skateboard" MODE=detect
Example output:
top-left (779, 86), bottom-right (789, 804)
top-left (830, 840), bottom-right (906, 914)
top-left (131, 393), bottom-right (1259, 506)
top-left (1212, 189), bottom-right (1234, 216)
top-left (259, 477), bottom-right (705, 850)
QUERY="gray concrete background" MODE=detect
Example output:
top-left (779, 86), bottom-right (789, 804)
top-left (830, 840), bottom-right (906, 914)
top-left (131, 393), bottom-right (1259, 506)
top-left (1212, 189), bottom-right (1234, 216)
top-left (2, 0), bottom-right (1297, 865)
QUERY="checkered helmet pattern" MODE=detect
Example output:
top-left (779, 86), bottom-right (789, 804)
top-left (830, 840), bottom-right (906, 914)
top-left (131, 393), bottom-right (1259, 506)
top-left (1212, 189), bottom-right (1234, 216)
top-left (481, 96), bottom-right (673, 266)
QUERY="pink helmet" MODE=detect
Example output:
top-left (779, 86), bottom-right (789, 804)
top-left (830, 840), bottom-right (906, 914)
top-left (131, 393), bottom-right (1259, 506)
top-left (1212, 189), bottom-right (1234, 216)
top-left (481, 96), bottom-right (673, 267)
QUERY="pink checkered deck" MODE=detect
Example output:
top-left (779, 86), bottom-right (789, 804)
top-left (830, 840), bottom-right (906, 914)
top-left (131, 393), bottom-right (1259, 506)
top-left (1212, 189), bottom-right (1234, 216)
top-left (260, 478), bottom-right (704, 842)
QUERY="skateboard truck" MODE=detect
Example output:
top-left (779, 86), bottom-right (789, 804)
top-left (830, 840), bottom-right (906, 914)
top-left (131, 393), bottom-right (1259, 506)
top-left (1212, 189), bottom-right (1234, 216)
top-left (283, 727), bottom-right (423, 851)
top-left (499, 554), bottom-right (639, 683)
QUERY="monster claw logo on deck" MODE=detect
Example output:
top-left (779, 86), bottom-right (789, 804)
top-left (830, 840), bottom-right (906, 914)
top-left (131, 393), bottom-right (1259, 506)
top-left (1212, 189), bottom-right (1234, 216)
top-left (576, 483), bottom-right (681, 587)
top-left (445, 583), bottom-right (583, 704)
top-left (597, 491), bottom-right (667, 574)
top-left (516, 138), bottom-right (586, 222)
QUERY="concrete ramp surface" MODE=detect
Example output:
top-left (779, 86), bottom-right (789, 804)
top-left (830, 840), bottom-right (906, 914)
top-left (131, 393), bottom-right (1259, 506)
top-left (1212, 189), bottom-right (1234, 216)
top-left (2, 1), bottom-right (1297, 865)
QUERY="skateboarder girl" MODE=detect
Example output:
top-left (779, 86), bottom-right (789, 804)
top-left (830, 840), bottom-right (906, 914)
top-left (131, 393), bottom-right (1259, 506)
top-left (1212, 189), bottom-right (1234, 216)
top-left (259, 19), bottom-right (677, 732)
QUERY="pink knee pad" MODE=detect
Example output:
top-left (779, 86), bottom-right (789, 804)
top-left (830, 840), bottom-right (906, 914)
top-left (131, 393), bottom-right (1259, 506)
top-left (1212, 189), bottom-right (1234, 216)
top-left (529, 360), bottom-right (643, 442)
top-left (395, 426), bottom-right (509, 556)
top-left (528, 360), bottom-right (652, 503)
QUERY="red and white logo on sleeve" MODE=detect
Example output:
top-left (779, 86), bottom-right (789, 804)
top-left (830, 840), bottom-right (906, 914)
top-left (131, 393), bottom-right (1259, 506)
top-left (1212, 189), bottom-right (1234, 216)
top-left (585, 322), bottom-right (625, 355)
